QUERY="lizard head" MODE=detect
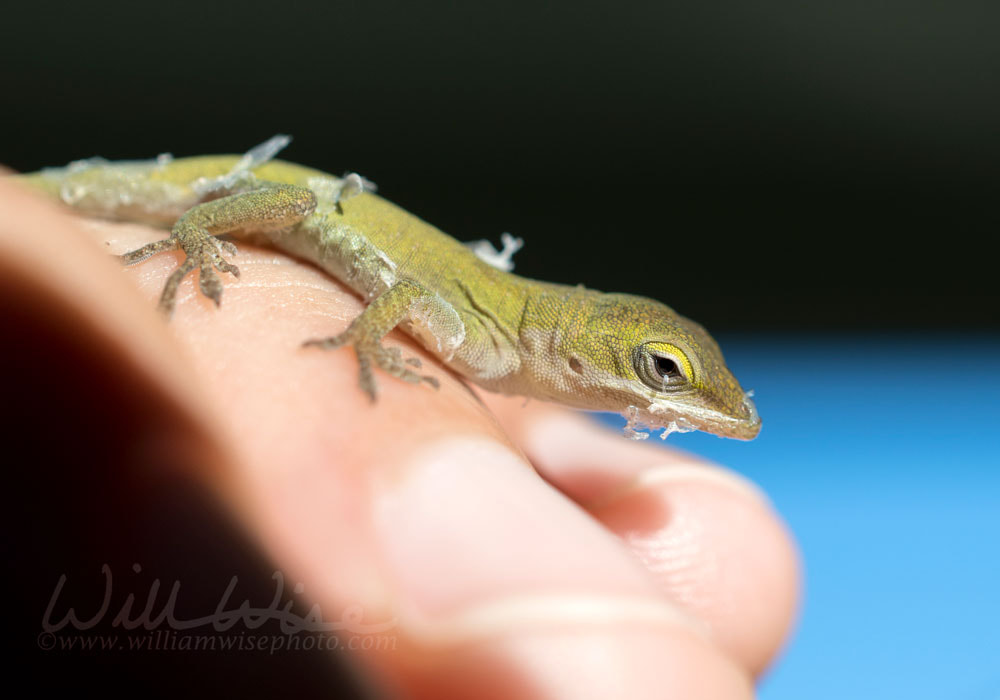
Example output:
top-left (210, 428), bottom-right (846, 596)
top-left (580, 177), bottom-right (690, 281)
top-left (561, 292), bottom-right (761, 440)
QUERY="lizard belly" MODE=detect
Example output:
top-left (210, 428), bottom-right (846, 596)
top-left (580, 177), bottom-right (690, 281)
top-left (278, 206), bottom-right (399, 302)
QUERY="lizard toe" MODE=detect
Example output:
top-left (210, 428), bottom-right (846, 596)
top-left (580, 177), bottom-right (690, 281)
top-left (118, 237), bottom-right (177, 265)
top-left (356, 352), bottom-right (378, 402)
top-left (213, 238), bottom-right (239, 257)
top-left (302, 330), bottom-right (352, 350)
top-left (198, 261), bottom-right (224, 307)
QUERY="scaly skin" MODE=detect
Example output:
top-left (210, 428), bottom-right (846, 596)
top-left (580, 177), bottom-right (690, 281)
top-left (17, 140), bottom-right (761, 440)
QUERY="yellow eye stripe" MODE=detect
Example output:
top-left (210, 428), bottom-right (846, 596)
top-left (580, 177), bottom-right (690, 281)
top-left (645, 342), bottom-right (694, 383)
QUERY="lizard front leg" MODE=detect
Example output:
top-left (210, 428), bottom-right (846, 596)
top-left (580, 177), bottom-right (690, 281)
top-left (119, 182), bottom-right (317, 315)
top-left (303, 279), bottom-right (467, 400)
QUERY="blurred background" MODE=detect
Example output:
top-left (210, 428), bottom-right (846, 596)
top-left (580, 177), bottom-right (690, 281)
top-left (3, 1), bottom-right (998, 697)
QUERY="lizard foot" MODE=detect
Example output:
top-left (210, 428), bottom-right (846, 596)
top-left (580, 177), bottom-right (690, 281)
top-left (115, 181), bottom-right (315, 317)
top-left (302, 279), bottom-right (459, 400)
top-left (118, 226), bottom-right (240, 316)
top-left (303, 333), bottom-right (439, 401)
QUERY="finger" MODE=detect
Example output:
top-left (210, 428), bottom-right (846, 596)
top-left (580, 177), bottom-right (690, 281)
top-left (480, 393), bottom-right (801, 677)
top-left (3, 182), bottom-right (755, 699)
top-left (0, 180), bottom-right (236, 491)
top-left (102, 216), bottom-right (755, 697)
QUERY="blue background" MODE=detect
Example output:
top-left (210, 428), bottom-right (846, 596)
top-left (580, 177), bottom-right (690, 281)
top-left (602, 335), bottom-right (1000, 699)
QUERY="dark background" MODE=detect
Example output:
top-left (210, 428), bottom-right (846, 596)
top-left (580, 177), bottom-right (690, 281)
top-left (3, 3), bottom-right (999, 699)
top-left (3, 0), bottom-right (997, 331)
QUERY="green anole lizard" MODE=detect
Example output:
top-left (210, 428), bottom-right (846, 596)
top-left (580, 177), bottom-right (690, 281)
top-left (16, 136), bottom-right (760, 441)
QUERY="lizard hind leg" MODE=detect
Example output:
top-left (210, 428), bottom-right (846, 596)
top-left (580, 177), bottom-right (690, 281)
top-left (117, 182), bottom-right (317, 316)
top-left (303, 279), bottom-right (462, 401)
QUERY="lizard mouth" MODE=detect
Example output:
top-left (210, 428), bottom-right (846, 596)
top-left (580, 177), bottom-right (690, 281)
top-left (627, 393), bottom-right (761, 441)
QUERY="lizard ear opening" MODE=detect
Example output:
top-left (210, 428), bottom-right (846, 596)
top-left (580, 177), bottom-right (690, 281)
top-left (568, 357), bottom-right (584, 375)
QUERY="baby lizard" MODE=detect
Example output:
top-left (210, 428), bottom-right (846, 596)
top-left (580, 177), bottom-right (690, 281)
top-left (15, 136), bottom-right (761, 440)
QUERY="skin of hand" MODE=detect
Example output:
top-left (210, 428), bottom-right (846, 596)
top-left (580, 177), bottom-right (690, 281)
top-left (0, 177), bottom-right (799, 699)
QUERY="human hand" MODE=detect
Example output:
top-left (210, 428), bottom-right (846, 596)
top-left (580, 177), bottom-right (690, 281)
top-left (1, 178), bottom-right (798, 699)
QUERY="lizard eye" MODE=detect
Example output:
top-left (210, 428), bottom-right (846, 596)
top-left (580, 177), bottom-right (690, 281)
top-left (654, 355), bottom-right (682, 380)
top-left (634, 342), bottom-right (692, 391)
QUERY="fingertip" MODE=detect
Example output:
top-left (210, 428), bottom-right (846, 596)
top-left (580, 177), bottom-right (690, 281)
top-left (367, 436), bottom-right (756, 698)
top-left (593, 477), bottom-right (800, 675)
top-left (479, 394), bottom-right (801, 676)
